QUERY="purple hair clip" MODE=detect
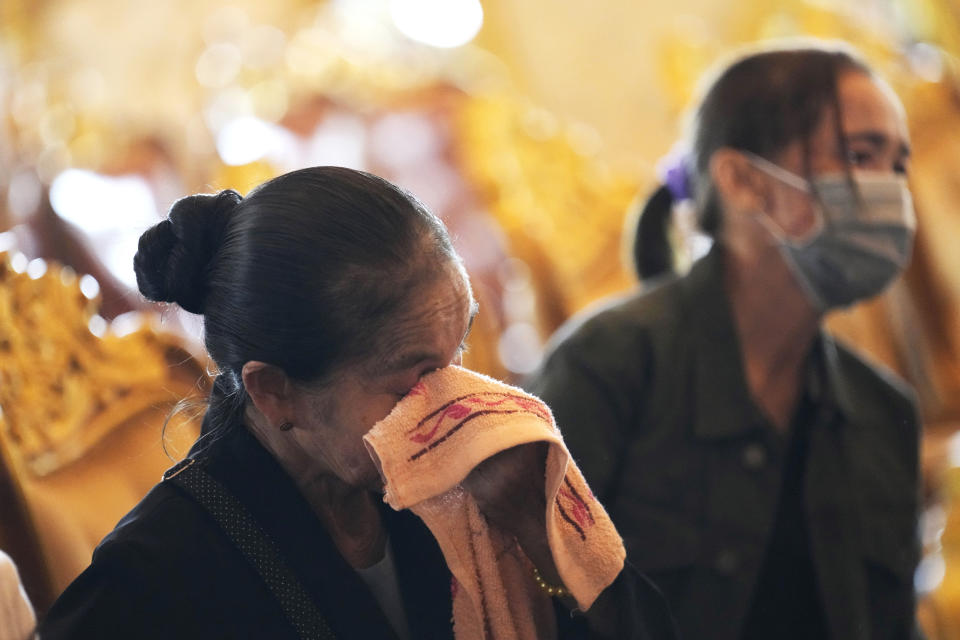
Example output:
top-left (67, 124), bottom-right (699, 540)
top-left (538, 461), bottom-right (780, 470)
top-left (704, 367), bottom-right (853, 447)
top-left (656, 143), bottom-right (693, 202)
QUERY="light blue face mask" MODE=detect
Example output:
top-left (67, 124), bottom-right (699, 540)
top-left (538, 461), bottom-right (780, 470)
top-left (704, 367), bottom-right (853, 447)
top-left (746, 153), bottom-right (916, 311)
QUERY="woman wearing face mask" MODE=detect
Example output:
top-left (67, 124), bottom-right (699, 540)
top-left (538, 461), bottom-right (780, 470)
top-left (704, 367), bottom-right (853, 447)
top-left (528, 42), bottom-right (922, 640)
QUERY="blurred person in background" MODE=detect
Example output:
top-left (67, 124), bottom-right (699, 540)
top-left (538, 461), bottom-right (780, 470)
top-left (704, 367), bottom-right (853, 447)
top-left (528, 42), bottom-right (922, 640)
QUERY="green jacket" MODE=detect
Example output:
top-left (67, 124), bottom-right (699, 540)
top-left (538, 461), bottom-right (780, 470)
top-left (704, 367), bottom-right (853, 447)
top-left (528, 246), bottom-right (922, 640)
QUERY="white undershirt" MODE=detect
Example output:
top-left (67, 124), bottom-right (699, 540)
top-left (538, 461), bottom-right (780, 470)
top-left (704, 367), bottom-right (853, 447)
top-left (355, 537), bottom-right (411, 640)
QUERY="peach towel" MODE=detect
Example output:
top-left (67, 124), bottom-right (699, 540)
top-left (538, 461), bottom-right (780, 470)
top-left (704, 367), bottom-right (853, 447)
top-left (363, 365), bottom-right (625, 640)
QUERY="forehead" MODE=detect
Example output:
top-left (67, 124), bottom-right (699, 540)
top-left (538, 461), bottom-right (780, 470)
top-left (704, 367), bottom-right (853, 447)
top-left (414, 268), bottom-right (472, 329)
top-left (374, 267), bottom-right (474, 366)
top-left (833, 70), bottom-right (908, 142)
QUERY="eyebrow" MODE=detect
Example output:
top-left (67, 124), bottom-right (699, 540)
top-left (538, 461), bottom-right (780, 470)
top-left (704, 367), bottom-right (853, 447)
top-left (378, 299), bottom-right (479, 375)
top-left (846, 131), bottom-right (911, 158)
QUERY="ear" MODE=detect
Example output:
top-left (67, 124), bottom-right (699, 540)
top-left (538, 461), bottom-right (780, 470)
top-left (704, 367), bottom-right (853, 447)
top-left (241, 361), bottom-right (294, 428)
top-left (709, 148), bottom-right (769, 215)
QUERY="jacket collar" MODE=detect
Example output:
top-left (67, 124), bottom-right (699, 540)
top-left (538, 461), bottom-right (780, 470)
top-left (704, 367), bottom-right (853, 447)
top-left (680, 245), bottom-right (847, 440)
top-left (813, 332), bottom-right (858, 422)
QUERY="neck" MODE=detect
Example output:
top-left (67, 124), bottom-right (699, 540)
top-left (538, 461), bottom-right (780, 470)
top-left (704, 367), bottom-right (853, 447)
top-left (723, 246), bottom-right (821, 430)
top-left (244, 411), bottom-right (386, 568)
top-left (299, 473), bottom-right (387, 569)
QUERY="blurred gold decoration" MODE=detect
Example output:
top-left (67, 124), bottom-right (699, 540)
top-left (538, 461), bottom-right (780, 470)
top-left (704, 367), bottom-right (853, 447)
top-left (904, 0), bottom-right (960, 60)
top-left (0, 252), bottom-right (204, 477)
top-left (656, 15), bottom-right (721, 116)
top-left (0, 248), bottom-right (207, 612)
top-left (454, 94), bottom-right (640, 328)
top-left (210, 159), bottom-right (280, 196)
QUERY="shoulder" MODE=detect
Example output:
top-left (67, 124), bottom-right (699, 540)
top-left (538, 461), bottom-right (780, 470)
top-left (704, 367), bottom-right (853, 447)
top-left (542, 275), bottom-right (684, 369)
top-left (527, 275), bottom-right (689, 409)
top-left (97, 478), bottom-right (217, 559)
top-left (832, 339), bottom-right (919, 426)
top-left (39, 483), bottom-right (199, 637)
top-left (68, 477), bottom-right (229, 595)
top-left (40, 477), bottom-right (255, 638)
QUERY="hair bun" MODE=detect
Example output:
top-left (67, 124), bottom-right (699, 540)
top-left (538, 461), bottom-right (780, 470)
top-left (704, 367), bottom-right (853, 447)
top-left (134, 189), bottom-right (241, 314)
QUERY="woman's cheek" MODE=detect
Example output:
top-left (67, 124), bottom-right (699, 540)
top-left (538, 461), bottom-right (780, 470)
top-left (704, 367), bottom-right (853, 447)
top-left (360, 394), bottom-right (405, 432)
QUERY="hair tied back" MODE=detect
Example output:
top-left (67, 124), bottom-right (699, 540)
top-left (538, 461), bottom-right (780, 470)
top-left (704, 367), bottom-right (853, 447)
top-left (134, 189), bottom-right (243, 314)
top-left (656, 143), bottom-right (693, 203)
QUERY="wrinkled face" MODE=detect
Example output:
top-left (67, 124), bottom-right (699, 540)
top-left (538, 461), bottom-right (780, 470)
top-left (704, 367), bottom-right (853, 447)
top-left (759, 69), bottom-right (911, 239)
top-left (289, 263), bottom-right (477, 490)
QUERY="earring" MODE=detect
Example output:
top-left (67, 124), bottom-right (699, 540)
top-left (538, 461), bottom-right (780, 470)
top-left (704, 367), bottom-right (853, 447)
top-left (279, 421), bottom-right (294, 431)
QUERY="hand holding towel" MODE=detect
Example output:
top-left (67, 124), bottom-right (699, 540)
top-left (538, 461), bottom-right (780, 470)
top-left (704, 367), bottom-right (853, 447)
top-left (363, 365), bottom-right (625, 639)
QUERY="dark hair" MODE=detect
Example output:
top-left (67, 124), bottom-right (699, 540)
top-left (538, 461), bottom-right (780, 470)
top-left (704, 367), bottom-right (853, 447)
top-left (633, 43), bottom-right (871, 279)
top-left (135, 166), bottom-right (458, 440)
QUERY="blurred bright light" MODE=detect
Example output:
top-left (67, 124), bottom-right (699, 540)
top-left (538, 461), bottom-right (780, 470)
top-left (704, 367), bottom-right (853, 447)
top-left (88, 314), bottom-right (108, 338)
top-left (216, 116), bottom-right (283, 166)
top-left (110, 311), bottom-right (145, 338)
top-left (497, 322), bottom-right (543, 375)
top-left (948, 430), bottom-right (960, 467)
top-left (26, 258), bottom-right (47, 280)
top-left (102, 238), bottom-right (142, 290)
top-left (10, 253), bottom-right (28, 274)
top-left (0, 232), bottom-right (15, 254)
top-left (49, 168), bottom-right (159, 290)
top-left (50, 169), bottom-right (158, 233)
top-left (915, 553), bottom-right (946, 594)
top-left (389, 0), bottom-right (483, 48)
top-left (908, 42), bottom-right (944, 83)
top-left (80, 274), bottom-right (100, 300)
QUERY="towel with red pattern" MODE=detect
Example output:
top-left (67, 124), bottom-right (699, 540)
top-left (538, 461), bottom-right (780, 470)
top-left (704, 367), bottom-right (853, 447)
top-left (363, 365), bottom-right (625, 640)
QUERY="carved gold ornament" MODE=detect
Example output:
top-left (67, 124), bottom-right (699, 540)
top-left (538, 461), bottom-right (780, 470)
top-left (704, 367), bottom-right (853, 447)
top-left (0, 252), bottom-right (203, 476)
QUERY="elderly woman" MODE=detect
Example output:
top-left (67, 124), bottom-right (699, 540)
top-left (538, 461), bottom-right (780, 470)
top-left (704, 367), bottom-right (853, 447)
top-left (528, 43), bottom-right (922, 640)
top-left (38, 167), bottom-right (675, 639)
